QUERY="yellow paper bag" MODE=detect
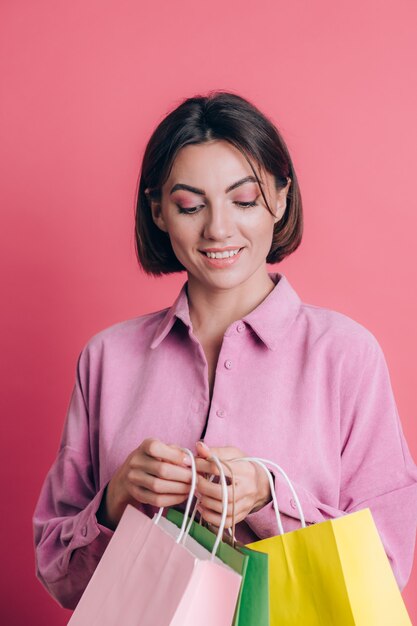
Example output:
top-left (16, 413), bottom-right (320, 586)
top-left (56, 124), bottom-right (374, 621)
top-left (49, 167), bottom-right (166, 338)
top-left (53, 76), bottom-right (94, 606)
top-left (238, 458), bottom-right (412, 626)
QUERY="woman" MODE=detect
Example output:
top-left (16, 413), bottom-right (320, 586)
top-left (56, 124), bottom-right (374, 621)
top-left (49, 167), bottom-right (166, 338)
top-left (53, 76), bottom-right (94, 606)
top-left (33, 91), bottom-right (417, 610)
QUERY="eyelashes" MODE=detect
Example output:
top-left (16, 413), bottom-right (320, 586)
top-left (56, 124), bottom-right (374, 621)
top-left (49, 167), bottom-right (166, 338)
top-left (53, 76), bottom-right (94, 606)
top-left (177, 200), bottom-right (258, 215)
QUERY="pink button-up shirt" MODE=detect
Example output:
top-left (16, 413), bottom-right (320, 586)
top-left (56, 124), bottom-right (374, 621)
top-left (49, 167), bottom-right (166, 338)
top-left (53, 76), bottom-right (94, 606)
top-left (33, 271), bottom-right (417, 609)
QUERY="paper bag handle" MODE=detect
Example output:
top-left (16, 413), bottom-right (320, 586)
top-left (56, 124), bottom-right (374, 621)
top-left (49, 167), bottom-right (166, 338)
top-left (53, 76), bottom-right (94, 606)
top-left (153, 447), bottom-right (197, 544)
top-left (230, 457), bottom-right (306, 533)
top-left (181, 454), bottom-right (230, 560)
top-left (152, 449), bottom-right (229, 560)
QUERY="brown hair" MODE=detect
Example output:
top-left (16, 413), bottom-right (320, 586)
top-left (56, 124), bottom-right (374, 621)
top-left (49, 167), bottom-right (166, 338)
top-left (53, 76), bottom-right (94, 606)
top-left (135, 90), bottom-right (303, 276)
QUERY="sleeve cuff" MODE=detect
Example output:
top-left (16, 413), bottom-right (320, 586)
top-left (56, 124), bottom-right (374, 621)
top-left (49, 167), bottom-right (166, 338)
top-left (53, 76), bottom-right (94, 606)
top-left (245, 471), bottom-right (337, 539)
top-left (70, 485), bottom-right (114, 551)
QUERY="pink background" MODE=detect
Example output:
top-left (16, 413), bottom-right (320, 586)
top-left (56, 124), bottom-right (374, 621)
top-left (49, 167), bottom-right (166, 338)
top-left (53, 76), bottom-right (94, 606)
top-left (1, 1), bottom-right (416, 623)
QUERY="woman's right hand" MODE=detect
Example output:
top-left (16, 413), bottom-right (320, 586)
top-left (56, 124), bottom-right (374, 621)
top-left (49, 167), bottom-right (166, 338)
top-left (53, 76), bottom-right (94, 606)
top-left (97, 438), bottom-right (194, 530)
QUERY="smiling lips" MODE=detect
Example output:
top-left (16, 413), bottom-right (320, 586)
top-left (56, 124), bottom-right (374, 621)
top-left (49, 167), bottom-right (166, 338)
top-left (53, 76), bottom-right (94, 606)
top-left (199, 247), bottom-right (244, 267)
top-left (199, 246), bottom-right (243, 259)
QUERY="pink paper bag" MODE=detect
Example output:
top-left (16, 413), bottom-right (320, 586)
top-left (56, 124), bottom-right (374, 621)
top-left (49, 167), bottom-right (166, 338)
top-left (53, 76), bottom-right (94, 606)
top-left (68, 505), bottom-right (242, 625)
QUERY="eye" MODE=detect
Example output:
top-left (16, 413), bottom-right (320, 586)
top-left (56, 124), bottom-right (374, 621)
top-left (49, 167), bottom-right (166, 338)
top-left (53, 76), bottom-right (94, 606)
top-left (234, 193), bottom-right (260, 208)
top-left (176, 198), bottom-right (259, 214)
top-left (235, 200), bottom-right (258, 208)
top-left (176, 204), bottom-right (204, 214)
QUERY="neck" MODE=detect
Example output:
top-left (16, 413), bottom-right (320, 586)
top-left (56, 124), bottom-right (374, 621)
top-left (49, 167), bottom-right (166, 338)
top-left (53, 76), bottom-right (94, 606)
top-left (186, 266), bottom-right (278, 339)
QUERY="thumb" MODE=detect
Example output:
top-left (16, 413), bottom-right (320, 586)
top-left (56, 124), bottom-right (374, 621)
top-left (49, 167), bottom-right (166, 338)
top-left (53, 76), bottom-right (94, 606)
top-left (196, 442), bottom-right (241, 461)
top-left (195, 440), bottom-right (211, 459)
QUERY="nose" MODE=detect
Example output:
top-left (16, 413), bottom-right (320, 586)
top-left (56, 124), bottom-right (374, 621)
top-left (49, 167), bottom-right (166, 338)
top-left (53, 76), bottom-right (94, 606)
top-left (202, 202), bottom-right (235, 241)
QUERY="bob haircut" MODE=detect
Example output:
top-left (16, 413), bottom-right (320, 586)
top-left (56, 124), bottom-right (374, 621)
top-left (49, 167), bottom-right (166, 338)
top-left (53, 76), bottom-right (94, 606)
top-left (135, 90), bottom-right (303, 276)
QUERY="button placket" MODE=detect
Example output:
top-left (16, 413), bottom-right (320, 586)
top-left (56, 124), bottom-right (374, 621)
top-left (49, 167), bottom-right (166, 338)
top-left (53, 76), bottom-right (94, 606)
top-left (208, 335), bottom-right (235, 427)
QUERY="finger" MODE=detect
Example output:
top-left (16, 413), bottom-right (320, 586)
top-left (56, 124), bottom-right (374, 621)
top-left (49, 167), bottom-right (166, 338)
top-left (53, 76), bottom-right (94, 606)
top-left (197, 507), bottom-right (236, 529)
top-left (197, 493), bottom-right (236, 516)
top-left (195, 458), bottom-right (233, 482)
top-left (197, 483), bottom-right (244, 511)
top-left (195, 457), bottom-right (217, 474)
top-left (130, 452), bottom-right (193, 482)
top-left (140, 438), bottom-right (192, 467)
top-left (128, 469), bottom-right (192, 495)
top-left (132, 485), bottom-right (189, 508)
top-left (195, 442), bottom-right (242, 461)
top-left (194, 458), bottom-right (218, 474)
top-left (143, 457), bottom-right (193, 484)
top-left (197, 475), bottom-right (235, 499)
top-left (195, 441), bottom-right (211, 459)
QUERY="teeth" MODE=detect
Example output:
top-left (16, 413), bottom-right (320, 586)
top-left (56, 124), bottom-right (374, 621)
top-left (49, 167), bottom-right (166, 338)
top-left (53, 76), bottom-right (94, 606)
top-left (205, 249), bottom-right (241, 259)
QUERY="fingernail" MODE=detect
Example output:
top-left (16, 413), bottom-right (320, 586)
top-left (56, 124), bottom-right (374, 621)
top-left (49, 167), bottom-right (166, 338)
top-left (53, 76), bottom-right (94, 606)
top-left (197, 441), bottom-right (209, 450)
top-left (183, 456), bottom-right (192, 466)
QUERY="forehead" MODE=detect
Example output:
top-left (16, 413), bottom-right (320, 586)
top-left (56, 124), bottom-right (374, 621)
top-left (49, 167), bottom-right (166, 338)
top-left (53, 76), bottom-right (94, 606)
top-left (165, 140), bottom-right (266, 189)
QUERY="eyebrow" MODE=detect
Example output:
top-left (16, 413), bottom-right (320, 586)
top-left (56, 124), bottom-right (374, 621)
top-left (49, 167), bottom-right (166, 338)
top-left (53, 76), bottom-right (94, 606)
top-left (169, 175), bottom-right (263, 196)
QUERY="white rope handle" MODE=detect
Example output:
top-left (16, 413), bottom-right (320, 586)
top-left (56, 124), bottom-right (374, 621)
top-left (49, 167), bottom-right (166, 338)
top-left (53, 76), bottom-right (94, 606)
top-left (182, 454), bottom-right (228, 560)
top-left (183, 473), bottom-right (215, 539)
top-left (232, 458), bottom-right (284, 534)
top-left (153, 450), bottom-right (229, 559)
top-left (153, 448), bottom-right (197, 544)
top-left (180, 454), bottom-right (229, 560)
top-left (231, 457), bottom-right (306, 532)
top-left (206, 454), bottom-right (229, 560)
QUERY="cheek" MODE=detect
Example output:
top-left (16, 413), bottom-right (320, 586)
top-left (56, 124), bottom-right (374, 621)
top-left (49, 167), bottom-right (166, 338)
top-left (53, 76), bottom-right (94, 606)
top-left (242, 212), bottom-right (275, 236)
top-left (166, 221), bottom-right (198, 249)
top-left (248, 217), bottom-right (276, 254)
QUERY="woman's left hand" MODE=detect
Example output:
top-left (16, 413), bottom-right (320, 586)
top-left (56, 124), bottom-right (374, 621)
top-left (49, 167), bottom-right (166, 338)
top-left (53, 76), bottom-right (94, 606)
top-left (194, 441), bottom-right (272, 528)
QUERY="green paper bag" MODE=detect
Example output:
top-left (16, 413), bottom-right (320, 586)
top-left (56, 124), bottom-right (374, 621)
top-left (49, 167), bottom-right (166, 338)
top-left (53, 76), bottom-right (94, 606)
top-left (167, 508), bottom-right (269, 626)
top-left (234, 544), bottom-right (269, 626)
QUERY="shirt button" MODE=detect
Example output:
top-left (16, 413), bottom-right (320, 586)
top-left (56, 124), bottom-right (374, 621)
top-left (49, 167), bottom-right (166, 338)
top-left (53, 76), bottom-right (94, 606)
top-left (224, 359), bottom-right (232, 369)
top-left (216, 409), bottom-right (225, 418)
top-left (81, 525), bottom-right (88, 537)
top-left (236, 322), bottom-right (245, 333)
top-left (290, 498), bottom-right (297, 510)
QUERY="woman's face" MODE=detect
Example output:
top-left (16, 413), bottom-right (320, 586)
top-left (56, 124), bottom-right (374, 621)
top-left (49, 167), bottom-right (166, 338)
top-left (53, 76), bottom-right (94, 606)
top-left (151, 140), bottom-right (290, 290)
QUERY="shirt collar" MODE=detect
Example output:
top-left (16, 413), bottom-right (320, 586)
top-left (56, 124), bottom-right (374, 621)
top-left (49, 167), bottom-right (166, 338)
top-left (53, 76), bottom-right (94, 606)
top-left (150, 271), bottom-right (301, 351)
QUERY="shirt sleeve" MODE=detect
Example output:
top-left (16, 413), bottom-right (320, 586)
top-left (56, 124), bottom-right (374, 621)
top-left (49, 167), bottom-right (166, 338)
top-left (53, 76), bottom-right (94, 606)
top-left (245, 333), bottom-right (417, 592)
top-left (33, 347), bottom-right (114, 609)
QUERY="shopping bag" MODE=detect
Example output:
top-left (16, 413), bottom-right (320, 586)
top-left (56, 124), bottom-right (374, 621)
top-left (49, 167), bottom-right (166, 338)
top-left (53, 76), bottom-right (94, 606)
top-left (233, 457), bottom-right (412, 626)
top-left (68, 450), bottom-right (243, 626)
top-left (166, 455), bottom-right (268, 626)
top-left (167, 507), bottom-right (269, 626)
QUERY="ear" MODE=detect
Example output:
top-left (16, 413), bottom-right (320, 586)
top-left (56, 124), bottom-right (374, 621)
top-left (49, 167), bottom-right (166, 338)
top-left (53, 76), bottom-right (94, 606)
top-left (145, 188), bottom-right (168, 233)
top-left (273, 177), bottom-right (291, 223)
